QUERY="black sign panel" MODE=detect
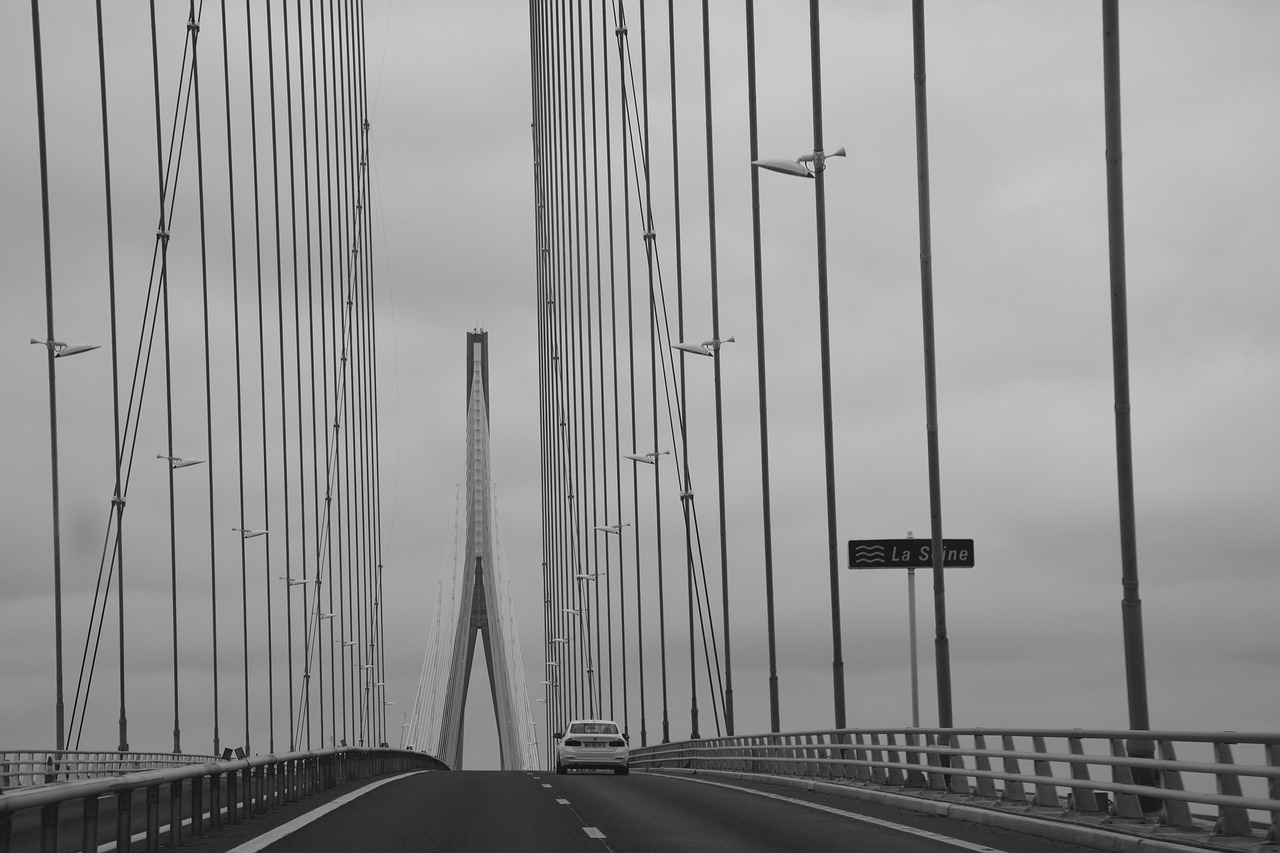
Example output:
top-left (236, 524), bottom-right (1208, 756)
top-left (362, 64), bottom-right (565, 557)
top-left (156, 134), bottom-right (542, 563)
top-left (848, 538), bottom-right (974, 569)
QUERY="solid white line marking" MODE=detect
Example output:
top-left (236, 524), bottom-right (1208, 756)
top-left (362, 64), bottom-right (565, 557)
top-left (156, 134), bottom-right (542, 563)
top-left (583, 827), bottom-right (606, 839)
top-left (225, 771), bottom-right (431, 853)
top-left (673, 776), bottom-right (1011, 853)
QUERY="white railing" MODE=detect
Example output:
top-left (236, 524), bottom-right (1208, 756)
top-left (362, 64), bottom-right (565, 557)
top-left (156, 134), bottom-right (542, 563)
top-left (0, 750), bottom-right (217, 790)
top-left (631, 727), bottom-right (1280, 844)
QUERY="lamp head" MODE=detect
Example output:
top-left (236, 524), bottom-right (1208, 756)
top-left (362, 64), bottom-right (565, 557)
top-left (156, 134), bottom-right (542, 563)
top-left (751, 158), bottom-right (814, 179)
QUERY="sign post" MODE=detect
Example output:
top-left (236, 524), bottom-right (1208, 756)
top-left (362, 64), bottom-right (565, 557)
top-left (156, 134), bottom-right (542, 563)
top-left (907, 536), bottom-right (919, 727)
top-left (848, 533), bottom-right (974, 726)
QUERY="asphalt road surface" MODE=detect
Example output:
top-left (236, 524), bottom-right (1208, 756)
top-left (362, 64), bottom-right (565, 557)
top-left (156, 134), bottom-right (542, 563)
top-left (237, 770), bottom-right (1090, 853)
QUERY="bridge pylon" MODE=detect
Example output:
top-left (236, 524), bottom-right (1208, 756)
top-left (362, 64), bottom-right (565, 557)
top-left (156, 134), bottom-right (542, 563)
top-left (434, 331), bottom-right (527, 770)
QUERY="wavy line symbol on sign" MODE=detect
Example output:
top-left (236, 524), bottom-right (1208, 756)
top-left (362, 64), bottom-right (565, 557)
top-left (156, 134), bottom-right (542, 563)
top-left (853, 544), bottom-right (886, 564)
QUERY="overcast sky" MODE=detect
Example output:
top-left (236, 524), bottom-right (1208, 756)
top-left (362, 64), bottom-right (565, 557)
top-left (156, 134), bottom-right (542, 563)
top-left (2, 2), bottom-right (1277, 770)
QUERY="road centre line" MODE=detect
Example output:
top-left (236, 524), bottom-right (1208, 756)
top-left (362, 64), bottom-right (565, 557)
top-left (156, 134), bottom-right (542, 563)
top-left (672, 775), bottom-right (1012, 853)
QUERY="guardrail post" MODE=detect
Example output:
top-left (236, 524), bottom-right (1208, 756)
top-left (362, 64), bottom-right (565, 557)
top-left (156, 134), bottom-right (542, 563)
top-left (924, 734), bottom-right (947, 791)
top-left (190, 774), bottom-right (203, 838)
top-left (1266, 743), bottom-right (1280, 842)
top-left (1155, 740), bottom-right (1192, 827)
top-left (1066, 736), bottom-right (1100, 813)
top-left (116, 788), bottom-right (133, 852)
top-left (904, 732), bottom-right (927, 788)
top-left (82, 794), bottom-right (100, 853)
top-left (40, 803), bottom-right (57, 853)
top-left (884, 733), bottom-right (905, 786)
top-left (853, 733), bottom-right (871, 782)
top-left (1107, 739), bottom-right (1145, 818)
top-left (1211, 742), bottom-right (1253, 836)
top-left (226, 770), bottom-right (238, 823)
top-left (868, 733), bottom-right (887, 785)
top-left (210, 772), bottom-right (222, 831)
top-left (944, 734), bottom-right (970, 795)
top-left (835, 732), bottom-right (852, 780)
top-left (971, 734), bottom-right (997, 799)
top-left (145, 784), bottom-right (160, 852)
top-left (169, 780), bottom-right (183, 847)
top-left (250, 766), bottom-right (263, 815)
top-left (1030, 736), bottom-right (1059, 807)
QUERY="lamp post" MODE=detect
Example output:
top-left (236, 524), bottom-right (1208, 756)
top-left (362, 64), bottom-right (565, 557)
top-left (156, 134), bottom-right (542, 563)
top-left (1101, 4), bottom-right (1154, 789)
top-left (750, 0), bottom-right (848, 730)
top-left (31, 339), bottom-right (99, 753)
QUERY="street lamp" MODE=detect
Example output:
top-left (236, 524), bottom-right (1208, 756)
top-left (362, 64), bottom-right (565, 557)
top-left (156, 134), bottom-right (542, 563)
top-left (31, 339), bottom-right (101, 358)
top-left (750, 0), bottom-right (848, 730)
top-left (593, 522), bottom-right (630, 534)
top-left (671, 336), bottom-right (734, 357)
top-left (623, 450), bottom-right (668, 464)
top-left (751, 147), bottom-right (844, 179)
top-left (30, 335), bottom-right (98, 752)
top-left (157, 454), bottom-right (203, 469)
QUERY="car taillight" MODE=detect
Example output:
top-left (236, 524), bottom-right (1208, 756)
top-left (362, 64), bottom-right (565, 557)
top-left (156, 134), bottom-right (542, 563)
top-left (609, 739), bottom-right (625, 747)
top-left (564, 738), bottom-right (582, 747)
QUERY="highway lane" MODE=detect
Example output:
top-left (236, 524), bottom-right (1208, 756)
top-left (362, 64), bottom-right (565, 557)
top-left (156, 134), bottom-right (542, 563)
top-left (243, 770), bottom-right (1088, 853)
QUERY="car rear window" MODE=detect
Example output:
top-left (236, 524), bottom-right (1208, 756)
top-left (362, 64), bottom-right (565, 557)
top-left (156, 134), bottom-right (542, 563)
top-left (569, 722), bottom-right (619, 735)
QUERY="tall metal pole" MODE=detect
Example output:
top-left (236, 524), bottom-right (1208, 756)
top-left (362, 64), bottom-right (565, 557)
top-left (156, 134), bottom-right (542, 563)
top-left (807, 0), bottom-right (846, 730)
top-left (29, 0), bottom-right (66, 753)
top-left (701, 0), bottom-right (732, 738)
top-left (910, 0), bottom-right (953, 729)
top-left (1102, 0), bottom-right (1151, 741)
top-left (744, 0), bottom-right (780, 733)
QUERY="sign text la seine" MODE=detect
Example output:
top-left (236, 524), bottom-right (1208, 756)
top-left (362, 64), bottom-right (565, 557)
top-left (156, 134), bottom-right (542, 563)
top-left (848, 538), bottom-right (975, 569)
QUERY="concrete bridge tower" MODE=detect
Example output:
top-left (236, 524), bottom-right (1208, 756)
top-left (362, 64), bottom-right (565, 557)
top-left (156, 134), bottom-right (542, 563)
top-left (435, 330), bottom-right (525, 769)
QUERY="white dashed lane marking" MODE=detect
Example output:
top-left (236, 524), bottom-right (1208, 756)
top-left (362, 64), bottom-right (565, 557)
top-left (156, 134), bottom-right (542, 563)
top-left (583, 827), bottom-right (606, 839)
top-left (557, 798), bottom-right (570, 804)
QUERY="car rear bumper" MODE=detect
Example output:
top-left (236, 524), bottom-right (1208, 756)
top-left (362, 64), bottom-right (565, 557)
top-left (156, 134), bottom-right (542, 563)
top-left (557, 748), bottom-right (629, 770)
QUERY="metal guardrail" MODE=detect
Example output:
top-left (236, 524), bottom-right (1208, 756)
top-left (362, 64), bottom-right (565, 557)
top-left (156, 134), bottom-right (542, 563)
top-left (0, 747), bottom-right (447, 852)
top-left (630, 727), bottom-right (1280, 844)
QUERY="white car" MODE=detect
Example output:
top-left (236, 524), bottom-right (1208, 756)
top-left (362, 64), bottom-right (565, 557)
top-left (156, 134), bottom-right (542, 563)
top-left (554, 719), bottom-right (629, 775)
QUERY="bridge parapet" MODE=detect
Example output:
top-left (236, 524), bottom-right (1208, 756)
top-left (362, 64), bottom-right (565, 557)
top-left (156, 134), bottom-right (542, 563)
top-left (631, 727), bottom-right (1280, 850)
top-left (0, 747), bottom-right (447, 852)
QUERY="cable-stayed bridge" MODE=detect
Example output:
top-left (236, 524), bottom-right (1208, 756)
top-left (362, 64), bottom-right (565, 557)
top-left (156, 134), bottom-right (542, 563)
top-left (403, 331), bottom-right (539, 771)
top-left (2, 1), bottom-right (1278, 851)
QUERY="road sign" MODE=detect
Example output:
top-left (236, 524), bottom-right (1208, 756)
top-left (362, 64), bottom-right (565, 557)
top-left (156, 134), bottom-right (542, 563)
top-left (848, 538), bottom-right (974, 569)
